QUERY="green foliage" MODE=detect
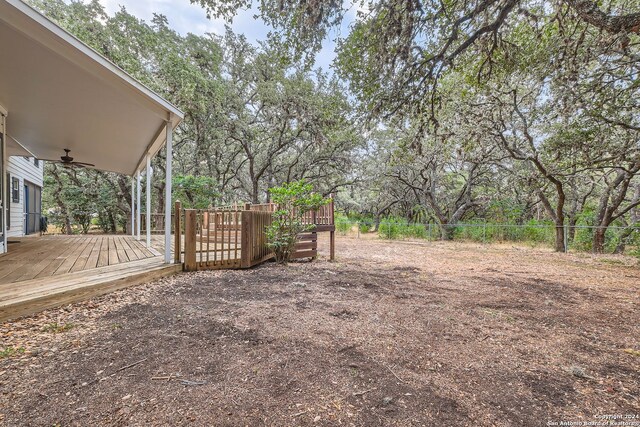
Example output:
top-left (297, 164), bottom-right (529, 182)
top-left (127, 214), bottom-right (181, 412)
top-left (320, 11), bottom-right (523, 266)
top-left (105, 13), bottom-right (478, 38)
top-left (627, 228), bottom-right (640, 258)
top-left (43, 164), bottom-right (131, 234)
top-left (335, 214), bottom-right (352, 235)
top-left (378, 217), bottom-right (429, 240)
top-left (41, 322), bottom-right (75, 334)
top-left (27, 0), bottom-right (640, 259)
top-left (571, 208), bottom-right (622, 253)
top-left (265, 180), bottom-right (327, 264)
top-left (484, 200), bottom-right (527, 224)
top-left (0, 346), bottom-right (25, 359)
top-left (521, 220), bottom-right (555, 244)
top-left (31, 2), bottom-right (360, 235)
top-left (333, 214), bottom-right (377, 235)
top-left (573, 229), bottom-right (595, 252)
top-left (173, 175), bottom-right (219, 209)
top-left (358, 222), bottom-right (372, 234)
top-left (378, 217), bottom-right (403, 239)
top-left (336, 221), bottom-right (352, 235)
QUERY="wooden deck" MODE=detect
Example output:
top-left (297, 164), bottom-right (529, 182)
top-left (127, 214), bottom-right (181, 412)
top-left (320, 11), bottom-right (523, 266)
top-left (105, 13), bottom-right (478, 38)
top-left (0, 235), bottom-right (160, 285)
top-left (0, 235), bottom-right (180, 322)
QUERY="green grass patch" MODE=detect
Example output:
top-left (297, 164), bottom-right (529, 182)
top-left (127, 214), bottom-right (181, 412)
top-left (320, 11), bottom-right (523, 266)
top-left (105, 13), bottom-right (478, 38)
top-left (41, 322), bottom-right (75, 334)
top-left (0, 346), bottom-right (25, 359)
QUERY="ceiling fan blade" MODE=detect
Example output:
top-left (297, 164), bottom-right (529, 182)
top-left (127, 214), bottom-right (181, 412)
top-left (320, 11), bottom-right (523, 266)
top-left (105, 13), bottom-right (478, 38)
top-left (72, 162), bottom-right (95, 167)
top-left (39, 159), bottom-right (64, 163)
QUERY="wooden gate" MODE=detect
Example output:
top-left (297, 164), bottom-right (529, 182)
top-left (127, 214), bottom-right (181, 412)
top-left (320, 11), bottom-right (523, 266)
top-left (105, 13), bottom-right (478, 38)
top-left (184, 209), bottom-right (258, 271)
top-left (240, 210), bottom-right (273, 267)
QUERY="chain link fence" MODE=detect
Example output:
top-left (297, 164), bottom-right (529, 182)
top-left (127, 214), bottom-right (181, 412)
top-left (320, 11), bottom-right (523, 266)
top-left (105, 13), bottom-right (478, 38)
top-left (334, 219), bottom-right (640, 255)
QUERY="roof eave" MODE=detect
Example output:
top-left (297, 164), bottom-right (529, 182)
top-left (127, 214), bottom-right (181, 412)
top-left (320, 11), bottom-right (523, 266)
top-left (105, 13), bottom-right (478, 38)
top-left (5, 0), bottom-right (185, 122)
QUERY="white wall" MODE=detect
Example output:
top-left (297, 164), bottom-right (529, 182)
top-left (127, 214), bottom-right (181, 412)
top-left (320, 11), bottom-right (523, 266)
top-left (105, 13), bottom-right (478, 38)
top-left (6, 156), bottom-right (44, 238)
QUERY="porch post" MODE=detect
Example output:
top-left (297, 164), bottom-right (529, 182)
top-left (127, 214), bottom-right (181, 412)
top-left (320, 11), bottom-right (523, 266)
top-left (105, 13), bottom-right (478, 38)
top-left (136, 170), bottom-right (141, 240)
top-left (1, 114), bottom-right (6, 252)
top-left (130, 178), bottom-right (135, 237)
top-left (145, 154), bottom-right (151, 248)
top-left (164, 120), bottom-right (173, 263)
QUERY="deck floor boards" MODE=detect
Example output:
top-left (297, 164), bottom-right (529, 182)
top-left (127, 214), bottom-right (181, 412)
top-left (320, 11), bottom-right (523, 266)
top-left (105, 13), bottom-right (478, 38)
top-left (0, 235), bottom-right (160, 285)
top-left (0, 234), bottom-right (181, 321)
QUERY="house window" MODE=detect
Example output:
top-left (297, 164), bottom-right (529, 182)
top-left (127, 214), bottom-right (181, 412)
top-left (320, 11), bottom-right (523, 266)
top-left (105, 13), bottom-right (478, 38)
top-left (34, 158), bottom-right (39, 167)
top-left (11, 177), bottom-right (19, 203)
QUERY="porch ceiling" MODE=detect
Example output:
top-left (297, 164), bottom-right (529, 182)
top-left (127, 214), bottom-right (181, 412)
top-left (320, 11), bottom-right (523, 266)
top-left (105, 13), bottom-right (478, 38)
top-left (0, 0), bottom-right (183, 176)
top-left (5, 134), bottom-right (33, 157)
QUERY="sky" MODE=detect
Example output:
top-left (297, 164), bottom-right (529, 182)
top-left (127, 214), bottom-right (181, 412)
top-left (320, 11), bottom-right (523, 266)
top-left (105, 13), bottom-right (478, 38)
top-left (97, 0), bottom-right (354, 71)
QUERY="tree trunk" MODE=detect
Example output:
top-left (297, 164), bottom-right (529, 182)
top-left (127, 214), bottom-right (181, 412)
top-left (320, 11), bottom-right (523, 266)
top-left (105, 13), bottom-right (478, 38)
top-left (109, 211), bottom-right (117, 233)
top-left (63, 216), bottom-right (73, 235)
top-left (49, 165), bottom-right (73, 234)
top-left (554, 224), bottom-right (565, 252)
top-left (251, 180), bottom-right (259, 204)
top-left (593, 227), bottom-right (606, 254)
top-left (537, 190), bottom-right (565, 252)
top-left (440, 222), bottom-right (454, 240)
top-left (568, 217), bottom-right (577, 241)
top-left (592, 165), bottom-right (640, 253)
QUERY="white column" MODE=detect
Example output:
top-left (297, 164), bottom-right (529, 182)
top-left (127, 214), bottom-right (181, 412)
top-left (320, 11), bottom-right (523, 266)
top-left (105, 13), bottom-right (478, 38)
top-left (130, 178), bottom-right (135, 237)
top-left (145, 154), bottom-right (151, 248)
top-left (1, 114), bottom-right (6, 253)
top-left (136, 170), bottom-right (141, 240)
top-left (164, 120), bottom-right (173, 263)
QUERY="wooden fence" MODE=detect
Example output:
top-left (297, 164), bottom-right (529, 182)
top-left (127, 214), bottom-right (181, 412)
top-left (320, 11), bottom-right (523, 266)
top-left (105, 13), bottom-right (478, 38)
top-left (176, 198), bottom-right (335, 271)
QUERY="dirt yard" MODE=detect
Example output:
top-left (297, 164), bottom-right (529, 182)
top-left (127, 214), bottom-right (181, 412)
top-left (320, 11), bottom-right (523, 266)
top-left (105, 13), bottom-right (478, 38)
top-left (1, 236), bottom-right (639, 426)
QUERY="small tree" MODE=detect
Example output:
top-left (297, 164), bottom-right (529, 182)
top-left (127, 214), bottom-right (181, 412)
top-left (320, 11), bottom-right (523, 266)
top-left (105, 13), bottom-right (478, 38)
top-left (266, 180), bottom-right (327, 264)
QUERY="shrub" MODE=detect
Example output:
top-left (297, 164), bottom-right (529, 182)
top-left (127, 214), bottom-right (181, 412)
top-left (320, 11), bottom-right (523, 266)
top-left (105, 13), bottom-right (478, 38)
top-left (627, 227), bottom-right (640, 257)
top-left (265, 180), bottom-right (327, 264)
top-left (405, 223), bottom-right (428, 239)
top-left (335, 215), bottom-right (353, 235)
top-left (358, 222), bottom-right (372, 234)
top-left (453, 221), bottom-right (486, 242)
top-left (378, 219), bottom-right (401, 239)
top-left (572, 226), bottom-right (594, 251)
top-left (522, 219), bottom-right (554, 243)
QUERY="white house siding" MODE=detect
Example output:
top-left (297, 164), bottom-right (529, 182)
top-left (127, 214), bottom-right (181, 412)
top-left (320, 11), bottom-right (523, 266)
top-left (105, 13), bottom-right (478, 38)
top-left (6, 156), bottom-right (43, 238)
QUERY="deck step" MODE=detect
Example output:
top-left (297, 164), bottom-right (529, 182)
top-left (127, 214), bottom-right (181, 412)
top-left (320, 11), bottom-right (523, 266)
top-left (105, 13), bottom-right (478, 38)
top-left (0, 260), bottom-right (181, 322)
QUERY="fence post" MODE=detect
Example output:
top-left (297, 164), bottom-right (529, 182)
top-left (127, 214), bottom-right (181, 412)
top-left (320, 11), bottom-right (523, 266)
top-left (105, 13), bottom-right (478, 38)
top-left (329, 195), bottom-right (335, 261)
top-left (174, 201), bottom-right (182, 264)
top-left (564, 224), bottom-right (568, 254)
top-left (184, 209), bottom-right (197, 271)
top-left (483, 220), bottom-right (487, 244)
top-left (428, 223), bottom-right (432, 241)
top-left (240, 210), bottom-right (251, 268)
top-left (330, 230), bottom-right (336, 261)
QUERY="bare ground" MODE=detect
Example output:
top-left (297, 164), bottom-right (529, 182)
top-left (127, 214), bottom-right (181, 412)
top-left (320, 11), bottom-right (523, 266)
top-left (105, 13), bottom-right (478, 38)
top-left (1, 236), bottom-right (639, 426)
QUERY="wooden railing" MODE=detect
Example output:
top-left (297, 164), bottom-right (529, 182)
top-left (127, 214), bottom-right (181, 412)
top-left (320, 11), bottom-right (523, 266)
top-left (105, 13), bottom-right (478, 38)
top-left (178, 197), bottom-right (335, 271)
top-left (246, 198), bottom-right (335, 228)
top-left (137, 213), bottom-right (175, 234)
top-left (248, 203), bottom-right (277, 213)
